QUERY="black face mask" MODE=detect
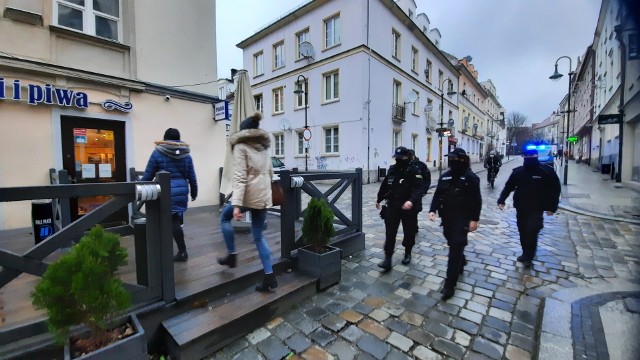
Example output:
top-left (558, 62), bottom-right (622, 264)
top-left (396, 158), bottom-right (410, 167)
top-left (450, 161), bottom-right (467, 175)
top-left (523, 157), bottom-right (539, 169)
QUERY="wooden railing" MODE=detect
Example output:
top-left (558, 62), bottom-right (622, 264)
top-left (276, 168), bottom-right (365, 259)
top-left (0, 171), bottom-right (175, 346)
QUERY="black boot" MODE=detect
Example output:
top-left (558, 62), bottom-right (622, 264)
top-left (441, 283), bottom-right (455, 300)
top-left (217, 253), bottom-right (237, 268)
top-left (255, 272), bottom-right (278, 292)
top-left (402, 251), bottom-right (411, 265)
top-left (174, 250), bottom-right (188, 262)
top-left (378, 255), bottom-right (392, 272)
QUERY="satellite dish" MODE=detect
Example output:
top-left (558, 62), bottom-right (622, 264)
top-left (447, 119), bottom-right (455, 128)
top-left (299, 42), bottom-right (315, 59)
top-left (278, 118), bottom-right (292, 132)
top-left (404, 92), bottom-right (418, 104)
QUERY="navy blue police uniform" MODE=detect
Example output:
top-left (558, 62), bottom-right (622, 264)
top-left (377, 147), bottom-right (427, 269)
top-left (497, 153), bottom-right (560, 266)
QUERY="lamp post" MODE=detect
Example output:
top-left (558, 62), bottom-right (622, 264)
top-left (549, 56), bottom-right (574, 185)
top-left (293, 75), bottom-right (309, 171)
top-left (438, 78), bottom-right (457, 178)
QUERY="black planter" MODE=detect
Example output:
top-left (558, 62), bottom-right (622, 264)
top-left (298, 245), bottom-right (342, 290)
top-left (64, 313), bottom-right (147, 360)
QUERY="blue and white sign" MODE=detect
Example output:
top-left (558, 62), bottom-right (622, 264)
top-left (214, 100), bottom-right (229, 121)
top-left (1, 77), bottom-right (88, 108)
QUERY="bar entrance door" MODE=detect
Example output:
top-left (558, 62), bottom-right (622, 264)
top-left (61, 116), bottom-right (128, 227)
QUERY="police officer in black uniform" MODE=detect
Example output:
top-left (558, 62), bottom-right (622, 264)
top-left (376, 146), bottom-right (428, 271)
top-left (497, 147), bottom-right (561, 268)
top-left (428, 148), bottom-right (481, 300)
top-left (409, 149), bottom-right (431, 233)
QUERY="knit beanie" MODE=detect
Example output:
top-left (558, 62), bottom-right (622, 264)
top-left (239, 112), bottom-right (263, 130)
top-left (164, 128), bottom-right (180, 141)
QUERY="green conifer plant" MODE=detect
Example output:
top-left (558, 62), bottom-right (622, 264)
top-left (301, 197), bottom-right (335, 253)
top-left (31, 225), bottom-right (131, 345)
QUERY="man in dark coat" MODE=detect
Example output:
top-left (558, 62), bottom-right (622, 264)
top-left (376, 146), bottom-right (428, 270)
top-left (429, 148), bottom-right (481, 300)
top-left (484, 150), bottom-right (502, 184)
top-left (141, 128), bottom-right (198, 261)
top-left (497, 148), bottom-right (561, 268)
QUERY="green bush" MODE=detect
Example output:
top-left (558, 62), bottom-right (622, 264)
top-left (31, 225), bottom-right (131, 344)
top-left (301, 197), bottom-right (335, 253)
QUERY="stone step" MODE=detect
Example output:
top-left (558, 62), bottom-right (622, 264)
top-left (161, 271), bottom-right (316, 360)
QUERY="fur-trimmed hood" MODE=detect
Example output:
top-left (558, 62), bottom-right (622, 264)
top-left (229, 129), bottom-right (270, 152)
top-left (154, 140), bottom-right (191, 159)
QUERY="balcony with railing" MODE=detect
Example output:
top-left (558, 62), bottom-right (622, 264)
top-left (392, 104), bottom-right (406, 123)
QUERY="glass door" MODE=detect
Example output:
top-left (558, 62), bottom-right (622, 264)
top-left (61, 116), bottom-right (127, 226)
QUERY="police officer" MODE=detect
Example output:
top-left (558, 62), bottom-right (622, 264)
top-left (376, 146), bottom-right (427, 271)
top-left (497, 147), bottom-right (561, 268)
top-left (428, 148), bottom-right (481, 300)
top-left (409, 149), bottom-right (431, 233)
top-left (484, 150), bottom-right (502, 185)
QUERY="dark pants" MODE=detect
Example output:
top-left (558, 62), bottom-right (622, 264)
top-left (487, 167), bottom-right (499, 182)
top-left (516, 211), bottom-right (543, 261)
top-left (383, 207), bottom-right (418, 256)
top-left (442, 217), bottom-right (469, 286)
top-left (172, 212), bottom-right (186, 252)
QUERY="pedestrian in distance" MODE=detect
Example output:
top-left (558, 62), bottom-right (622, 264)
top-left (218, 112), bottom-right (278, 292)
top-left (141, 128), bottom-right (198, 262)
top-left (428, 148), bottom-right (481, 300)
top-left (376, 146), bottom-right (428, 271)
top-left (497, 147), bottom-right (561, 269)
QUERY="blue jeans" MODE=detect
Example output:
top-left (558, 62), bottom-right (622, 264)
top-left (220, 204), bottom-right (273, 273)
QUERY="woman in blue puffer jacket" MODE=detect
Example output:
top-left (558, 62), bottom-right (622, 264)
top-left (141, 128), bottom-right (198, 261)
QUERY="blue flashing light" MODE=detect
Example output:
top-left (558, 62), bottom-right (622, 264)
top-left (525, 144), bottom-right (551, 150)
top-left (525, 145), bottom-right (537, 150)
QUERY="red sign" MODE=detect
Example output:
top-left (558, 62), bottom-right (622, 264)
top-left (73, 128), bottom-right (87, 136)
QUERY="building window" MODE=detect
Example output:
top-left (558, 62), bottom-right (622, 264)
top-left (274, 134), bottom-right (284, 156)
top-left (295, 78), bottom-right (308, 109)
top-left (411, 90), bottom-right (419, 114)
top-left (412, 134), bottom-right (418, 152)
top-left (254, 51), bottom-right (264, 76)
top-left (273, 87), bottom-right (284, 114)
top-left (296, 29), bottom-right (309, 60)
top-left (392, 29), bottom-right (401, 60)
top-left (324, 126), bottom-right (339, 154)
top-left (392, 80), bottom-right (402, 105)
top-left (273, 41), bottom-right (285, 69)
top-left (54, 0), bottom-right (121, 41)
top-left (411, 47), bottom-right (419, 72)
top-left (425, 60), bottom-right (432, 83)
top-left (323, 70), bottom-right (339, 102)
top-left (324, 14), bottom-right (340, 48)
top-left (438, 70), bottom-right (444, 89)
top-left (218, 86), bottom-right (226, 99)
top-left (297, 132), bottom-right (307, 156)
top-left (254, 93), bottom-right (263, 113)
top-left (392, 130), bottom-right (401, 150)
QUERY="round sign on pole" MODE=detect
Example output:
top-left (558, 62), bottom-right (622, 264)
top-left (303, 128), bottom-right (312, 141)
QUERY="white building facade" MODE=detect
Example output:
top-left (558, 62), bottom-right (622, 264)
top-left (236, 0), bottom-right (460, 183)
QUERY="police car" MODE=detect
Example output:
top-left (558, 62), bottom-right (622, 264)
top-left (525, 144), bottom-right (554, 167)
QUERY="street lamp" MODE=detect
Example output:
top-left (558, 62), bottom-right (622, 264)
top-left (293, 75), bottom-right (309, 171)
top-left (549, 56), bottom-right (574, 185)
top-left (438, 78), bottom-right (457, 178)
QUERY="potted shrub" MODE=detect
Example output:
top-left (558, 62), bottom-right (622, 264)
top-left (31, 225), bottom-right (147, 359)
top-left (298, 197), bottom-right (341, 290)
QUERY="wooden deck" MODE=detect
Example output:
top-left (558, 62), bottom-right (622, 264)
top-left (0, 206), bottom-right (289, 331)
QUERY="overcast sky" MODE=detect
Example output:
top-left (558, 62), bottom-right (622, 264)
top-left (216, 0), bottom-right (601, 123)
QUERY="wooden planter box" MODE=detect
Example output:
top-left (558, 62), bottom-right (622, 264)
top-left (298, 245), bottom-right (342, 290)
top-left (64, 314), bottom-right (147, 360)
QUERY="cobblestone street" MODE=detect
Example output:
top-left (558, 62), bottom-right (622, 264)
top-left (209, 160), bottom-right (640, 360)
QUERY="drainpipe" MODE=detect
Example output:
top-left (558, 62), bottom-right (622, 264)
top-left (366, 0), bottom-right (372, 184)
top-left (614, 24), bottom-right (625, 183)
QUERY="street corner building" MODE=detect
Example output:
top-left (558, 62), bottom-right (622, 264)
top-left (0, 0), bottom-right (226, 230)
